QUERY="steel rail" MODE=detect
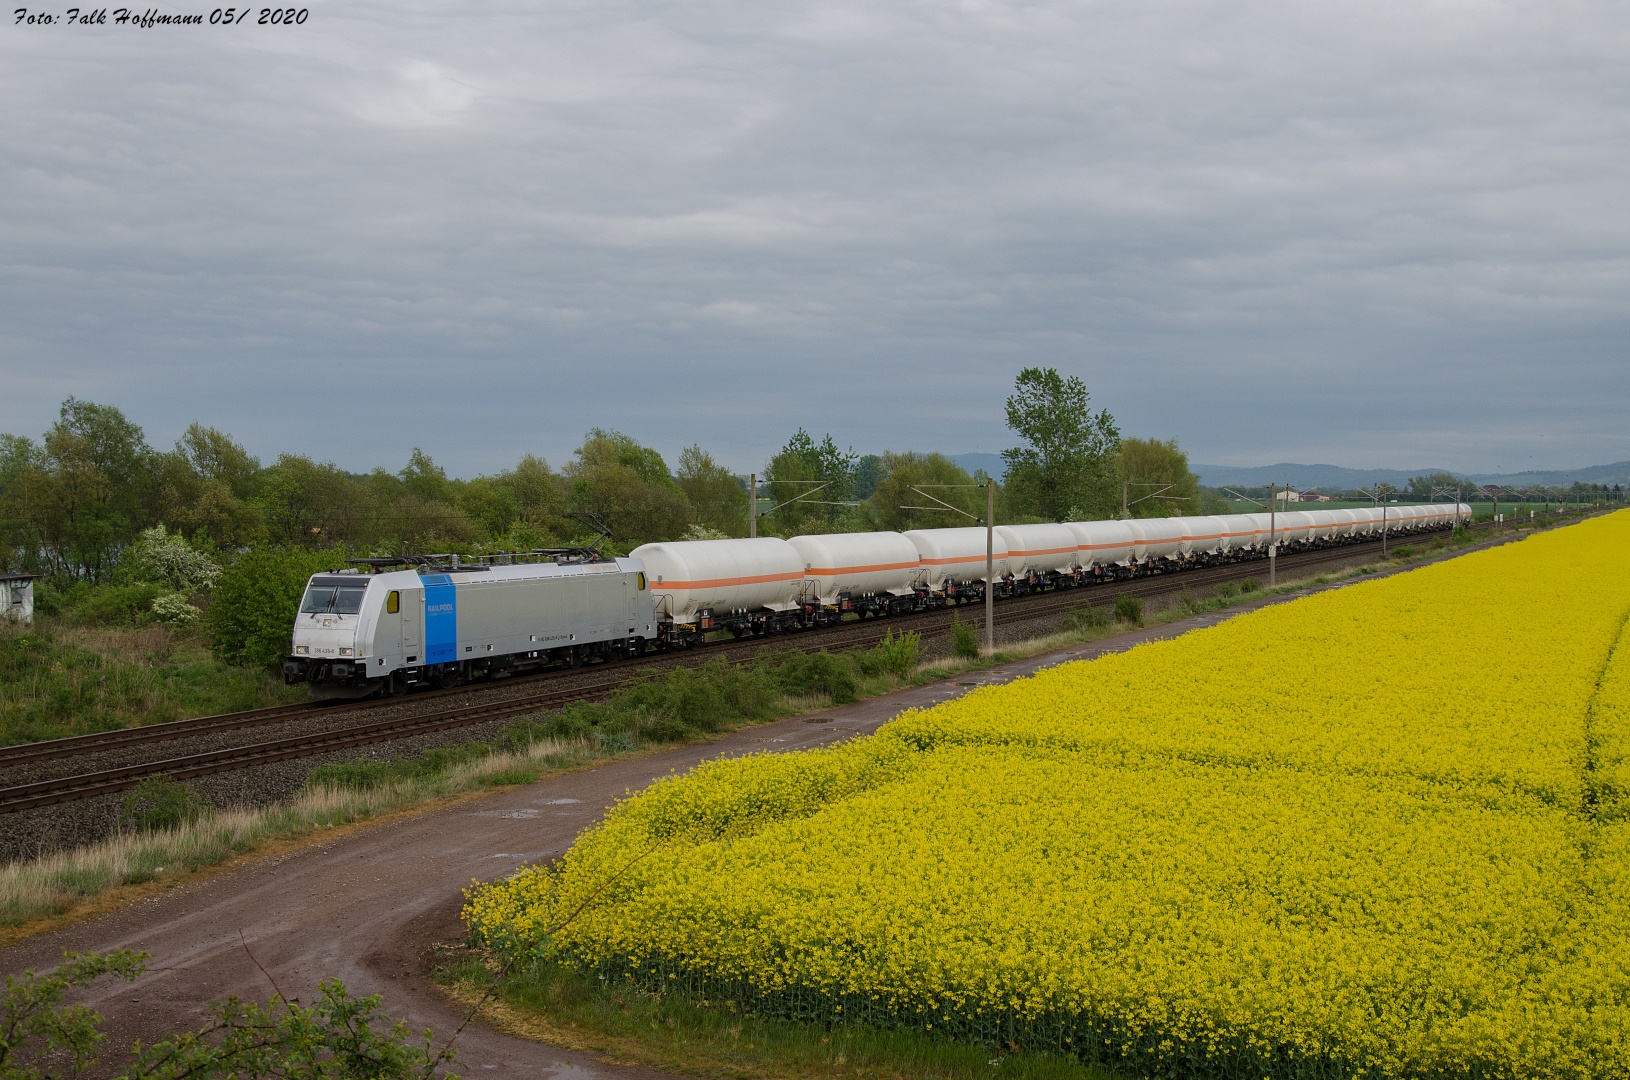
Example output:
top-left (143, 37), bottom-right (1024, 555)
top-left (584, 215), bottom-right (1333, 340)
top-left (0, 517), bottom-right (1512, 798)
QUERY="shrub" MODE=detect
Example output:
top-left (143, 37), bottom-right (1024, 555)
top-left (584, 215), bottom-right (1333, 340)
top-left (122, 525), bottom-right (221, 592)
top-left (150, 592), bottom-right (202, 624)
top-left (206, 548), bottom-right (349, 667)
top-left (1240, 577), bottom-right (1259, 593)
top-left (950, 615), bottom-right (980, 659)
top-left (854, 630), bottom-right (921, 678)
top-left (771, 651), bottom-right (860, 704)
top-left (118, 776), bottom-right (208, 833)
top-left (74, 584), bottom-right (164, 627)
top-left (1113, 593), bottom-right (1143, 626)
top-left (1176, 588), bottom-right (1203, 616)
top-left (1215, 582), bottom-right (1238, 599)
top-left (1061, 602), bottom-right (1110, 633)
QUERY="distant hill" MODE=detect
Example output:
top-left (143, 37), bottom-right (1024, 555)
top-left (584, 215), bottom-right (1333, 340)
top-left (1194, 461), bottom-right (1630, 490)
top-left (952, 456), bottom-right (1630, 491)
top-left (1470, 462), bottom-right (1630, 487)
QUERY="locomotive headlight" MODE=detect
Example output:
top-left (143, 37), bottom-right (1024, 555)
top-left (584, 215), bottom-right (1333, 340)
top-left (339, 647), bottom-right (355, 656)
top-left (295, 646), bottom-right (309, 655)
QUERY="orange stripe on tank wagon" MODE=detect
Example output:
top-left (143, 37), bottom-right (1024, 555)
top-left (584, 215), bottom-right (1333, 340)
top-left (657, 571), bottom-right (804, 589)
top-left (806, 560), bottom-right (922, 576)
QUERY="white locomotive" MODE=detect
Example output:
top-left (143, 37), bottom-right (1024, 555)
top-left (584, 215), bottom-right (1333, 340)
top-left (284, 504), bottom-right (1468, 697)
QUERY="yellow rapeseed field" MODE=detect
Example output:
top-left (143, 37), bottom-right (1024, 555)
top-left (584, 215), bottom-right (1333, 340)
top-left (468, 512), bottom-right (1630, 1079)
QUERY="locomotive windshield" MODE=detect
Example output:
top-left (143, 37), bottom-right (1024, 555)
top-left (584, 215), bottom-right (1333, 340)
top-left (300, 580), bottom-right (369, 615)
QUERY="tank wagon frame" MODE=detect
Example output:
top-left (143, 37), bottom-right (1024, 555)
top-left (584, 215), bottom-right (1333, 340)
top-left (282, 505), bottom-right (1468, 696)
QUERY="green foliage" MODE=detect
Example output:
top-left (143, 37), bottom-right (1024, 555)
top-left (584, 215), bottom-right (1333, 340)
top-left (307, 744), bottom-right (490, 792)
top-left (1061, 602), bottom-right (1110, 633)
top-left (1115, 437), bottom-right (1206, 519)
top-left (0, 624), bottom-right (299, 747)
top-left (1113, 592), bottom-right (1143, 625)
top-left (950, 615), bottom-right (980, 659)
top-left (771, 651), bottom-right (860, 704)
top-left (1001, 368), bottom-right (1120, 522)
top-left (1240, 578), bottom-right (1259, 593)
top-left (120, 525), bottom-right (220, 592)
top-left (0, 949), bottom-right (453, 1079)
top-left (475, 954), bottom-right (1096, 1080)
top-left (1215, 581), bottom-right (1238, 599)
top-left (119, 776), bottom-right (209, 833)
top-left (206, 548), bottom-right (347, 667)
top-left (765, 429), bottom-right (858, 534)
top-left (71, 584), bottom-right (163, 627)
top-left (676, 446), bottom-right (746, 536)
top-left (860, 629), bottom-right (922, 677)
top-left (1176, 588), bottom-right (1204, 616)
top-left (565, 431), bottom-right (693, 547)
top-left (0, 948), bottom-right (147, 1078)
top-left (860, 451), bottom-right (983, 533)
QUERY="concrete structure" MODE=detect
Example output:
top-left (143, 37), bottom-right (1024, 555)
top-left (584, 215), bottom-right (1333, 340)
top-left (1, 575), bottom-right (39, 624)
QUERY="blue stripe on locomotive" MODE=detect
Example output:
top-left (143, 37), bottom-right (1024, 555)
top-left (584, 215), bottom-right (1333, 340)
top-left (422, 574), bottom-right (457, 664)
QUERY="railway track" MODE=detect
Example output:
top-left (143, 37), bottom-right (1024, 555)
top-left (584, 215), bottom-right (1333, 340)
top-left (0, 518), bottom-right (1519, 814)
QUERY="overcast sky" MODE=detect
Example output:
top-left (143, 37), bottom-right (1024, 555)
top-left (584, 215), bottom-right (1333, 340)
top-left (3, 0), bottom-right (1626, 478)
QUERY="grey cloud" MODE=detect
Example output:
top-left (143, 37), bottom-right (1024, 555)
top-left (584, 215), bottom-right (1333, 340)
top-left (1, 0), bottom-right (1626, 476)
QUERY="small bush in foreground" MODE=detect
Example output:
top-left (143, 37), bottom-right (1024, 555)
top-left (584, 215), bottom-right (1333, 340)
top-left (949, 616), bottom-right (980, 659)
top-left (0, 949), bottom-right (453, 1078)
top-left (1112, 592), bottom-right (1142, 625)
top-left (118, 776), bottom-right (209, 834)
top-left (1060, 602), bottom-right (1110, 633)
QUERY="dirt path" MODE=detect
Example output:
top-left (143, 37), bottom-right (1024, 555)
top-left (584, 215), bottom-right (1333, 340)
top-left (0, 534), bottom-right (1537, 1077)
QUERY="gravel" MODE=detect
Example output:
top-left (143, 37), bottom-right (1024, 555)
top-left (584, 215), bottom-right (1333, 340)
top-left (0, 530), bottom-right (1478, 865)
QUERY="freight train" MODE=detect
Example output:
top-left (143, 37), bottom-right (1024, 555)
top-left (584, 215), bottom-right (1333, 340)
top-left (283, 503), bottom-right (1469, 698)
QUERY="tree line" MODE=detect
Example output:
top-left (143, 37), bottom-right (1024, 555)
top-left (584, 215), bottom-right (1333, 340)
top-left (0, 369), bottom-right (1216, 584)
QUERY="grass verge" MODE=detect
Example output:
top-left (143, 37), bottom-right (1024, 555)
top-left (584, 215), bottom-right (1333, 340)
top-left (436, 951), bottom-right (1103, 1080)
top-left (0, 635), bottom-right (924, 933)
top-left (0, 618), bottom-right (303, 747)
top-left (0, 526), bottom-right (1551, 937)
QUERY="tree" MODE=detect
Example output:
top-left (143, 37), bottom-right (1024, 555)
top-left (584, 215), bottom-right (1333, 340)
top-left (1115, 438), bottom-right (1216, 518)
top-left (1001, 368), bottom-right (1120, 522)
top-left (206, 547), bottom-right (349, 667)
top-left (564, 432), bottom-right (692, 547)
top-left (764, 429), bottom-right (857, 534)
top-left (676, 445), bottom-right (746, 535)
top-left (150, 424), bottom-right (265, 548)
top-left (861, 451), bottom-right (983, 532)
top-left (1406, 471), bottom-right (1468, 502)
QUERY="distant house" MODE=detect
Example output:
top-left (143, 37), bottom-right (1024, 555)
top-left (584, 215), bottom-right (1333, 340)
top-left (1299, 491), bottom-right (1332, 503)
top-left (1, 574), bottom-right (39, 624)
top-left (1480, 486), bottom-right (1505, 498)
top-left (1274, 490), bottom-right (1300, 504)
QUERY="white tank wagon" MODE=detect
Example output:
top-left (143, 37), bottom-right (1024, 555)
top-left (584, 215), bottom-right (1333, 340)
top-left (1304, 509), bottom-right (1341, 543)
top-left (789, 531), bottom-right (924, 619)
top-left (995, 523), bottom-right (1084, 591)
top-left (1182, 516), bottom-right (1229, 563)
top-left (1325, 509), bottom-right (1360, 539)
top-left (904, 527), bottom-right (1010, 601)
top-left (1127, 517), bottom-right (1189, 567)
top-left (284, 557), bottom-right (654, 699)
top-left (1066, 519), bottom-right (1138, 577)
top-left (1216, 514), bottom-right (1266, 552)
top-left (631, 537), bottom-right (807, 644)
